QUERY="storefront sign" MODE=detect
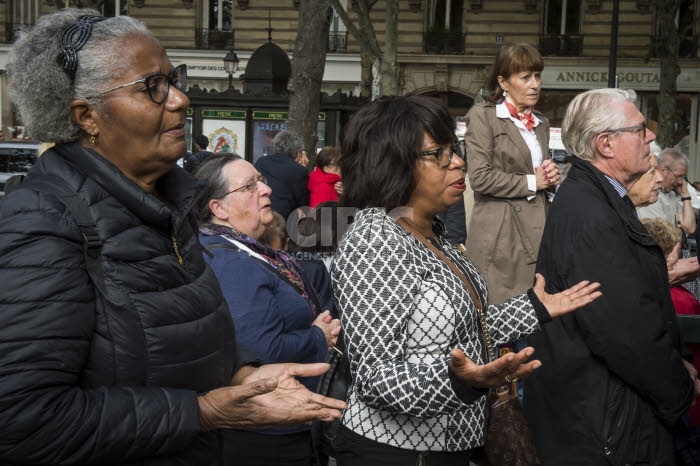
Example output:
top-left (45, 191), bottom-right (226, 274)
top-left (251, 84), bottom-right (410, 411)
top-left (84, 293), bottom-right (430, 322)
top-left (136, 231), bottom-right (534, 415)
top-left (252, 111), bottom-right (326, 120)
top-left (543, 66), bottom-right (700, 92)
top-left (202, 109), bottom-right (246, 119)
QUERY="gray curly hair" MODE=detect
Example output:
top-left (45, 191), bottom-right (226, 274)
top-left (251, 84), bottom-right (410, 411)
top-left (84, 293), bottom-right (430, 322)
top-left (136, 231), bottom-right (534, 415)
top-left (561, 88), bottom-right (637, 162)
top-left (272, 130), bottom-right (304, 156)
top-left (7, 8), bottom-right (149, 143)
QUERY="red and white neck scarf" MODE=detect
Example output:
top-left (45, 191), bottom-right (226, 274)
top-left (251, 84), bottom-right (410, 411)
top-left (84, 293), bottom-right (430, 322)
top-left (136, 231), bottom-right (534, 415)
top-left (504, 98), bottom-right (535, 131)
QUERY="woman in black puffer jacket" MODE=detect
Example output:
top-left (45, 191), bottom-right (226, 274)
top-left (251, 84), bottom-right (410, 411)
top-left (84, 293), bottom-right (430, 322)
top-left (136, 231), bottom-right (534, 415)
top-left (0, 9), bottom-right (344, 466)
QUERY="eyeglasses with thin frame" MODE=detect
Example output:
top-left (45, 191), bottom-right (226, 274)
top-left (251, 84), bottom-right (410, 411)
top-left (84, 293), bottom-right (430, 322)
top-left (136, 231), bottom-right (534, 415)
top-left (89, 64), bottom-right (187, 104)
top-left (223, 175), bottom-right (268, 196)
top-left (601, 121), bottom-right (647, 136)
top-left (420, 142), bottom-right (465, 168)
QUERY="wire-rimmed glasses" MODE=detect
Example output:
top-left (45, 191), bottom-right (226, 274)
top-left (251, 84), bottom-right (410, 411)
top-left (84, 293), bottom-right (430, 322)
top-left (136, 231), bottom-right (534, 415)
top-left (223, 175), bottom-right (268, 196)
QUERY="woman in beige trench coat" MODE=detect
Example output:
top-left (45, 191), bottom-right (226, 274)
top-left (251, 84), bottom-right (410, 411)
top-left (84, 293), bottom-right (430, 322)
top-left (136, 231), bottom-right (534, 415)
top-left (465, 43), bottom-right (559, 305)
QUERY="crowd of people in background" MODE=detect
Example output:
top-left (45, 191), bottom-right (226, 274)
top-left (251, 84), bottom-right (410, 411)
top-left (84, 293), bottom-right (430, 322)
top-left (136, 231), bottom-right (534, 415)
top-left (0, 9), bottom-right (699, 466)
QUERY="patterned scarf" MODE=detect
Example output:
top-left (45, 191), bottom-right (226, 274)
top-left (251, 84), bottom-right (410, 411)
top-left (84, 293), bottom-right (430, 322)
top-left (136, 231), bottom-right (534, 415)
top-left (504, 97), bottom-right (536, 132)
top-left (200, 223), bottom-right (320, 317)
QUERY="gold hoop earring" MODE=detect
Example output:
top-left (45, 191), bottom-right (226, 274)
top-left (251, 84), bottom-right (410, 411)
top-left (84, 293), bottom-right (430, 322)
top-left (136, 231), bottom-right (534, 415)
top-left (90, 129), bottom-right (97, 144)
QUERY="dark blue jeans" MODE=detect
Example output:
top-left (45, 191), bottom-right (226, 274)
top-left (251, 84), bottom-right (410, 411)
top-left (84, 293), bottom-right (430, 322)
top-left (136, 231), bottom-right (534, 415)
top-left (333, 424), bottom-right (472, 466)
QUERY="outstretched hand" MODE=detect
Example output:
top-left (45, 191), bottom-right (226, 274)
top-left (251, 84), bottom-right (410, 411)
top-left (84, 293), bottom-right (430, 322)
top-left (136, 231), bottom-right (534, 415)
top-left (532, 273), bottom-right (602, 319)
top-left (198, 362), bottom-right (347, 432)
top-left (449, 347), bottom-right (541, 388)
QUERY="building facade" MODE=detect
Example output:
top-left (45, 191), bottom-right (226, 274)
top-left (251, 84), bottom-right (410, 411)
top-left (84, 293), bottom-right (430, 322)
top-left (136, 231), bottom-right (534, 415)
top-left (0, 0), bottom-right (698, 173)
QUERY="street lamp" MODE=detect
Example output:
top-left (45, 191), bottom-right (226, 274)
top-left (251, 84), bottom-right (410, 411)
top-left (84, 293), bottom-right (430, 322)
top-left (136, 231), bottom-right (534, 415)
top-left (223, 49), bottom-right (239, 90)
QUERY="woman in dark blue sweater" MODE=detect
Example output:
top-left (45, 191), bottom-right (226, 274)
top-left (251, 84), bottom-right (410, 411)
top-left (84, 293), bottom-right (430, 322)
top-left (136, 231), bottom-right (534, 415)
top-left (195, 153), bottom-right (341, 466)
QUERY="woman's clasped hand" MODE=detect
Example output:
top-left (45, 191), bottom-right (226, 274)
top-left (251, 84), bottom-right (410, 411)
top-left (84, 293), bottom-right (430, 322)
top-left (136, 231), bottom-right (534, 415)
top-left (313, 310), bottom-right (342, 348)
top-left (535, 159), bottom-right (561, 190)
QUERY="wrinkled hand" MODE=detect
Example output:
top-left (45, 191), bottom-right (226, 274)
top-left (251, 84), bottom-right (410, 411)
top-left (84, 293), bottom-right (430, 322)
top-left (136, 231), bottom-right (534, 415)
top-left (334, 181), bottom-right (343, 197)
top-left (313, 310), bottom-right (341, 347)
top-left (535, 159), bottom-right (560, 190)
top-left (532, 273), bottom-right (602, 319)
top-left (682, 360), bottom-right (700, 404)
top-left (199, 363), bottom-right (346, 431)
top-left (449, 347), bottom-right (541, 388)
top-left (667, 243), bottom-right (700, 286)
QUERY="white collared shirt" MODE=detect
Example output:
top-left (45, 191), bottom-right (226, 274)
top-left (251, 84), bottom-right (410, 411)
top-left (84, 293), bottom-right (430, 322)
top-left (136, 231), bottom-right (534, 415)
top-left (496, 101), bottom-right (543, 199)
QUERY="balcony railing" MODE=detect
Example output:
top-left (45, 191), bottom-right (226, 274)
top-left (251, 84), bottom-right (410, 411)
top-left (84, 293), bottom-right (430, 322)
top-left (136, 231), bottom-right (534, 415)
top-left (195, 28), bottom-right (234, 50)
top-left (650, 34), bottom-right (698, 58)
top-left (538, 34), bottom-right (583, 56)
top-left (423, 31), bottom-right (465, 54)
top-left (328, 31), bottom-right (348, 53)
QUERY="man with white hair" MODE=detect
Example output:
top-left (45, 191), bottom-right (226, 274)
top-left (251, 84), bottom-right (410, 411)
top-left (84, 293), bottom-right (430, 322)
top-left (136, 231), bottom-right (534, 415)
top-left (524, 88), bottom-right (697, 464)
top-left (638, 148), bottom-right (695, 234)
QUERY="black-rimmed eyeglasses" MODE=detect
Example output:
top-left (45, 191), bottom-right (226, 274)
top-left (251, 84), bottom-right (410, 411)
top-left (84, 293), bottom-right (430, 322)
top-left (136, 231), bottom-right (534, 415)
top-left (224, 175), bottom-right (268, 196)
top-left (89, 64), bottom-right (187, 104)
top-left (601, 121), bottom-right (647, 136)
top-left (420, 142), bottom-right (465, 168)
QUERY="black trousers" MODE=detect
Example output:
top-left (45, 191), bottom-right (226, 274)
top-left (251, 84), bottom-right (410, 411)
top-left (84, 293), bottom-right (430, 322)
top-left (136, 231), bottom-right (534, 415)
top-left (221, 429), bottom-right (312, 466)
top-left (333, 424), bottom-right (472, 466)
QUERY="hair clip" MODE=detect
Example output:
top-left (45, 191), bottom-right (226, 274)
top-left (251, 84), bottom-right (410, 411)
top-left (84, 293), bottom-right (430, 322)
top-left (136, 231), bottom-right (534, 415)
top-left (57, 15), bottom-right (107, 80)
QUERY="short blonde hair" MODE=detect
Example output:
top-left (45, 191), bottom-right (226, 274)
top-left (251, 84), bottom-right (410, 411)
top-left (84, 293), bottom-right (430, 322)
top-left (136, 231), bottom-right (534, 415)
top-left (641, 218), bottom-right (681, 257)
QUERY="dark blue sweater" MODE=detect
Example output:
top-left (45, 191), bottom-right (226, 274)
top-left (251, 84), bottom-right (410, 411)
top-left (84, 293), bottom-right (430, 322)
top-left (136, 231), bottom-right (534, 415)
top-left (199, 233), bottom-right (328, 434)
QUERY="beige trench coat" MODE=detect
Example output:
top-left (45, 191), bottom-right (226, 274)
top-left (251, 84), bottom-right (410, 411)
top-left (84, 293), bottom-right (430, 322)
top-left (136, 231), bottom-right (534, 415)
top-left (464, 101), bottom-right (550, 305)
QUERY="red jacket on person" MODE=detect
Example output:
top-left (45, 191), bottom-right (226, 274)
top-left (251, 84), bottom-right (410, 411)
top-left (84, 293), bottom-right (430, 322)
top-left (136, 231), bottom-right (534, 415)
top-left (308, 167), bottom-right (341, 208)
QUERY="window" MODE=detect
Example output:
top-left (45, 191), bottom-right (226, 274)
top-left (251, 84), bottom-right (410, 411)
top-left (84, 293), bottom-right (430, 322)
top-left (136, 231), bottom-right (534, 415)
top-left (329, 0), bottom-right (348, 53)
top-left (544, 0), bottom-right (581, 35)
top-left (203, 0), bottom-right (232, 31)
top-left (197, 0), bottom-right (233, 49)
top-left (428, 0), bottom-right (464, 32)
top-left (653, 0), bottom-right (697, 58)
top-left (540, 0), bottom-right (582, 56)
top-left (42, 1), bottom-right (126, 16)
top-left (425, 0), bottom-right (464, 54)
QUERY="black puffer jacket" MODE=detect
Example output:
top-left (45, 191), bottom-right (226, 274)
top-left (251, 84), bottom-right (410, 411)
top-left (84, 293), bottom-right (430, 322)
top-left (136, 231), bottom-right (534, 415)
top-left (0, 143), bottom-right (243, 465)
top-left (524, 156), bottom-right (694, 465)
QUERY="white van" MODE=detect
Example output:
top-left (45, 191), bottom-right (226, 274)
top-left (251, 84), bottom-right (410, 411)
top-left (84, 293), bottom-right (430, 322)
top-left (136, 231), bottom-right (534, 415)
top-left (549, 127), bottom-right (571, 163)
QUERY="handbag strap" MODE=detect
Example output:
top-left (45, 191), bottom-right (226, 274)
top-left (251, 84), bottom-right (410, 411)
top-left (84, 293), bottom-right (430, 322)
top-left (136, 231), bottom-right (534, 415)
top-left (396, 217), bottom-right (496, 360)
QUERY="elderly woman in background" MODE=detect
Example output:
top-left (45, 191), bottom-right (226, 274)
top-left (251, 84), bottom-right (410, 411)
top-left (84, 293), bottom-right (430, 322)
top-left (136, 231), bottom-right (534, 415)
top-left (465, 43), bottom-right (559, 305)
top-left (628, 155), bottom-right (662, 208)
top-left (330, 95), bottom-right (601, 466)
top-left (194, 153), bottom-right (341, 466)
top-left (0, 9), bottom-right (344, 465)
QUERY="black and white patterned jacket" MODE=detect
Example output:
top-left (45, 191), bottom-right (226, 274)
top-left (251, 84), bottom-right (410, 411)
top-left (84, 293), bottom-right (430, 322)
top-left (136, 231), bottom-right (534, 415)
top-left (331, 208), bottom-right (540, 452)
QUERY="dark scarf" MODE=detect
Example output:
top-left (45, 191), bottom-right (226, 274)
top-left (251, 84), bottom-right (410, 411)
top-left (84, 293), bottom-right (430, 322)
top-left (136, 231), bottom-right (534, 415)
top-left (200, 223), bottom-right (320, 317)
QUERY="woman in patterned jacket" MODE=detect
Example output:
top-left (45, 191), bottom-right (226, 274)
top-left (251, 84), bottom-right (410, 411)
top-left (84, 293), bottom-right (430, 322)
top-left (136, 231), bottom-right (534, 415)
top-left (330, 95), bottom-right (602, 466)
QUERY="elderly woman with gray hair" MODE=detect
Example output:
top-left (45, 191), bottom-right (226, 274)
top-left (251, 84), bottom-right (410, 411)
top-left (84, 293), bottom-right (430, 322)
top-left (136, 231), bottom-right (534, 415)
top-left (255, 129), bottom-right (310, 220)
top-left (194, 152), bottom-right (340, 466)
top-left (0, 9), bottom-right (344, 465)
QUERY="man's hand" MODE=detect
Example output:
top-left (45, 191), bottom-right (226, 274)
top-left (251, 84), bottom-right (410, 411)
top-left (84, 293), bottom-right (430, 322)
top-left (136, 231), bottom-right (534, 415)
top-left (199, 363), bottom-right (347, 431)
top-left (449, 347), bottom-right (541, 388)
top-left (667, 243), bottom-right (700, 286)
